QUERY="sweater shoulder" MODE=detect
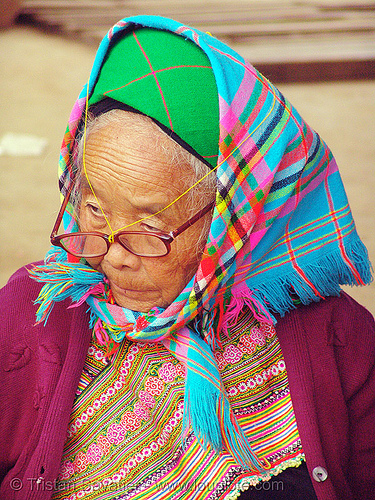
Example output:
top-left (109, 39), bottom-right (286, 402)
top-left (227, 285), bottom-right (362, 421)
top-left (290, 291), bottom-right (372, 320)
top-left (0, 263), bottom-right (86, 351)
top-left (277, 291), bottom-right (375, 348)
top-left (0, 263), bottom-right (43, 310)
top-left (306, 292), bottom-right (372, 334)
top-left (316, 291), bottom-right (373, 320)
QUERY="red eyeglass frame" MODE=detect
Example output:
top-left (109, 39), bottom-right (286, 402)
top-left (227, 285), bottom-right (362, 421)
top-left (50, 180), bottom-right (215, 258)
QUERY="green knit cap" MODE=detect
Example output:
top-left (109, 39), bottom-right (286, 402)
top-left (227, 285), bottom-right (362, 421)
top-left (88, 27), bottom-right (219, 168)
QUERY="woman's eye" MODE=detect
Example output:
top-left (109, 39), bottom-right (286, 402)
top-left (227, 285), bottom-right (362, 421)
top-left (141, 222), bottom-right (163, 233)
top-left (86, 203), bottom-right (103, 216)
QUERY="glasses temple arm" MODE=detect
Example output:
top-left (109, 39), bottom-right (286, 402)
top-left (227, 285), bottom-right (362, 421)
top-left (171, 200), bottom-right (215, 238)
top-left (50, 180), bottom-right (76, 239)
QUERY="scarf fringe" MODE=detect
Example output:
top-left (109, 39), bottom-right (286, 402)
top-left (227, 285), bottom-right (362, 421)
top-left (222, 284), bottom-right (274, 334)
top-left (89, 309), bottom-right (133, 344)
top-left (248, 239), bottom-right (373, 318)
top-left (183, 369), bottom-right (265, 471)
top-left (89, 316), bottom-right (120, 357)
top-left (29, 259), bottom-right (105, 324)
top-left (89, 312), bottom-right (109, 344)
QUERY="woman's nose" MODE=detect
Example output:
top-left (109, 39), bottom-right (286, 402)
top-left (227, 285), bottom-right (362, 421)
top-left (103, 240), bottom-right (142, 270)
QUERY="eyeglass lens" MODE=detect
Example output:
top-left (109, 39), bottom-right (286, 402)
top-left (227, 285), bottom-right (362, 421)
top-left (58, 233), bottom-right (168, 258)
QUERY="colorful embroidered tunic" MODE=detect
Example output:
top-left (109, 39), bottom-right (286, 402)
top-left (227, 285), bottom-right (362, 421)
top-left (54, 311), bottom-right (304, 500)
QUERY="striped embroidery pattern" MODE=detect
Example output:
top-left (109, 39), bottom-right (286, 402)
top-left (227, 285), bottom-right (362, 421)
top-left (53, 312), bottom-right (304, 500)
top-left (75, 343), bottom-right (109, 396)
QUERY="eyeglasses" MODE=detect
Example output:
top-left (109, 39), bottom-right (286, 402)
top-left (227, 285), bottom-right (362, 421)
top-left (50, 180), bottom-right (214, 258)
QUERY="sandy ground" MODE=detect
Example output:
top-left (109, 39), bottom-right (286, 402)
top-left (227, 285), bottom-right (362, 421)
top-left (1, 24), bottom-right (374, 315)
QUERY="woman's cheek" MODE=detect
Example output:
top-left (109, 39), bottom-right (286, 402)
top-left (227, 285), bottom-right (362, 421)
top-left (86, 256), bottom-right (104, 269)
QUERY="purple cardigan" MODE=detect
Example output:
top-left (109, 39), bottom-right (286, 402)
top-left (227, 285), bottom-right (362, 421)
top-left (1, 265), bottom-right (375, 500)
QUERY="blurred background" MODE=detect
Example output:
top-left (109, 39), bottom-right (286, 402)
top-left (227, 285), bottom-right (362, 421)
top-left (1, 0), bottom-right (374, 314)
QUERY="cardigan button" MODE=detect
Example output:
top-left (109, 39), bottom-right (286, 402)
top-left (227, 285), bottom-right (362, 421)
top-left (312, 466), bottom-right (328, 482)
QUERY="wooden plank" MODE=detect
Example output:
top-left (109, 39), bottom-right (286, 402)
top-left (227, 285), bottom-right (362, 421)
top-left (16, 0), bottom-right (375, 82)
top-left (20, 10), bottom-right (338, 28)
top-left (235, 31), bottom-right (375, 62)
top-left (20, 3), bottom-right (319, 20)
top-left (29, 11), bottom-right (375, 36)
top-left (320, 2), bottom-right (375, 10)
top-left (257, 58), bottom-right (375, 83)
top-left (21, 8), bottom-right (329, 24)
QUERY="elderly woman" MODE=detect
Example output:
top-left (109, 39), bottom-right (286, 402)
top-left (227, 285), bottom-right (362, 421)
top-left (1, 15), bottom-right (374, 500)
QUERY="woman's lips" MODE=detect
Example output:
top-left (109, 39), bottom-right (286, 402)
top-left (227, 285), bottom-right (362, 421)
top-left (109, 281), bottom-right (151, 296)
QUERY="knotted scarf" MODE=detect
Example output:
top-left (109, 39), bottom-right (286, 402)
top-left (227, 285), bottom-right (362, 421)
top-left (30, 15), bottom-right (372, 470)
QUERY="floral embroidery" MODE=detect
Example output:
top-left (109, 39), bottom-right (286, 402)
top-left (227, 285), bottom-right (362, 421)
top-left (139, 390), bottom-right (156, 408)
top-left (107, 423), bottom-right (126, 445)
top-left (214, 351), bottom-right (227, 370)
top-left (59, 400), bottom-right (185, 485)
top-left (215, 322), bottom-right (277, 370)
top-left (97, 435), bottom-right (111, 454)
top-left (73, 452), bottom-right (88, 473)
top-left (238, 334), bottom-right (257, 355)
top-left (59, 461), bottom-right (74, 480)
top-left (261, 322), bottom-right (276, 339)
top-left (249, 326), bottom-right (266, 346)
top-left (134, 400), bottom-right (151, 420)
top-left (56, 315), bottom-right (302, 500)
top-left (144, 376), bottom-right (165, 395)
top-left (86, 443), bottom-right (103, 465)
top-left (120, 411), bottom-right (141, 431)
top-left (222, 344), bottom-right (242, 364)
top-left (158, 361), bottom-right (177, 382)
top-left (67, 345), bottom-right (138, 437)
top-left (227, 360), bottom-right (287, 396)
top-left (175, 362), bottom-right (186, 378)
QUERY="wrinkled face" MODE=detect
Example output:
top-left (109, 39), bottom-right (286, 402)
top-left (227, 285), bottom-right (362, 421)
top-left (79, 113), bottom-right (211, 312)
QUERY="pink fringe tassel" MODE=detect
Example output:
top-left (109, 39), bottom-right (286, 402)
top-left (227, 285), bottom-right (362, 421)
top-left (222, 283), bottom-right (273, 334)
top-left (93, 318), bottom-right (110, 346)
top-left (68, 282), bottom-right (107, 308)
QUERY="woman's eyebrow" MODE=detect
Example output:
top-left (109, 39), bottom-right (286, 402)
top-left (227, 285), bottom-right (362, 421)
top-left (130, 200), bottom-right (168, 217)
top-left (79, 175), bottom-right (91, 191)
top-left (79, 176), bottom-right (169, 217)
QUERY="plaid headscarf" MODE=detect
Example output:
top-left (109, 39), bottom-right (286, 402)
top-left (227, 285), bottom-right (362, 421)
top-left (30, 15), bottom-right (372, 469)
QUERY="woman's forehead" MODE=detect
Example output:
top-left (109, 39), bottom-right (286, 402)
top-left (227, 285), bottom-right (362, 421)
top-left (80, 115), bottom-right (194, 214)
top-left (82, 110), bottom-right (186, 167)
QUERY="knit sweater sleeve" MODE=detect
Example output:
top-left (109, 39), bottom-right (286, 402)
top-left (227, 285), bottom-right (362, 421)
top-left (275, 292), bottom-right (375, 500)
top-left (329, 293), bottom-right (375, 498)
top-left (0, 266), bottom-right (43, 480)
top-left (0, 265), bottom-right (92, 498)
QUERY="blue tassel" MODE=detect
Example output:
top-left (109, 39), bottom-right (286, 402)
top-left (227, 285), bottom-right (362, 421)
top-left (29, 256), bottom-right (105, 324)
top-left (182, 359), bottom-right (265, 471)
